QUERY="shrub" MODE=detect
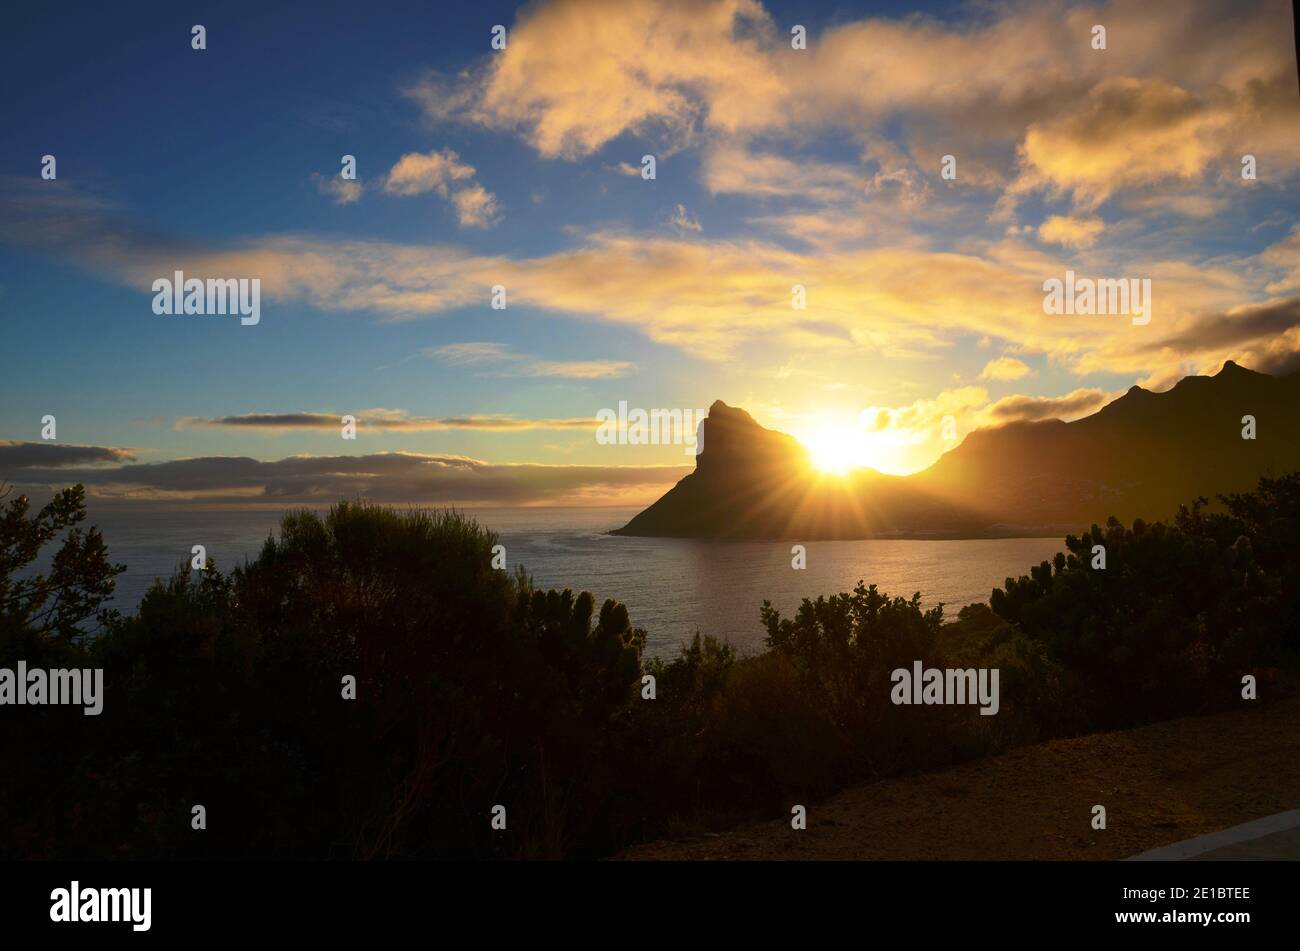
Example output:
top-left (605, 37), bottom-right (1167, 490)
top-left (3, 474), bottom-right (1297, 859)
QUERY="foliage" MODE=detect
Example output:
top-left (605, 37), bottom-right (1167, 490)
top-left (0, 483), bottom-right (123, 642)
top-left (2, 475), bottom-right (1297, 859)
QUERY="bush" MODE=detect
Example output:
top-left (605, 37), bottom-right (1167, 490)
top-left (1, 501), bottom-right (645, 859)
top-left (988, 479), bottom-right (1298, 727)
top-left (3, 474), bottom-right (1297, 859)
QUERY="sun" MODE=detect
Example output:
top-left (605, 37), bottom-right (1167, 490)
top-left (803, 425), bottom-right (861, 475)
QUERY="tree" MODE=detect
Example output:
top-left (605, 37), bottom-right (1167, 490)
top-left (0, 483), bottom-right (123, 642)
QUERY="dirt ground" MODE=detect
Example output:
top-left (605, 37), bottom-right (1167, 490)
top-left (619, 698), bottom-right (1300, 860)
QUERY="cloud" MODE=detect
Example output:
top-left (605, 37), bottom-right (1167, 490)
top-left (0, 174), bottom-right (1267, 375)
top-left (311, 173), bottom-right (363, 205)
top-left (7, 452), bottom-right (691, 506)
top-left (1133, 296), bottom-right (1300, 357)
top-left (979, 388), bottom-right (1116, 424)
top-left (1127, 295), bottom-right (1300, 380)
top-left (178, 411), bottom-right (597, 432)
top-left (703, 145), bottom-right (863, 202)
top-left (508, 233), bottom-right (1060, 354)
top-left (0, 441), bottom-right (136, 469)
top-left (382, 148), bottom-right (500, 228)
top-left (860, 386), bottom-right (989, 434)
top-left (0, 175), bottom-right (1264, 386)
top-left (668, 203), bottom-right (701, 234)
top-left (1037, 215), bottom-right (1104, 249)
top-left (426, 342), bottom-right (632, 379)
top-left (450, 184), bottom-right (501, 228)
top-left (424, 342), bottom-right (513, 364)
top-left (1262, 224), bottom-right (1300, 294)
top-left (842, 385), bottom-right (990, 473)
top-left (1250, 349), bottom-right (1300, 377)
top-left (383, 149), bottom-right (476, 196)
top-left (405, 0), bottom-right (783, 159)
top-left (409, 0), bottom-right (1298, 227)
top-left (848, 383), bottom-right (1117, 472)
top-left (1011, 78), bottom-right (1234, 212)
top-left (978, 356), bottom-right (1033, 381)
top-left (0, 177), bottom-right (1036, 349)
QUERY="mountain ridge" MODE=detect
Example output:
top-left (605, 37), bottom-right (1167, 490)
top-left (614, 362), bottom-right (1300, 539)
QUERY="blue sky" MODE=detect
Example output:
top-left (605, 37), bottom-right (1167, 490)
top-left (2, 0), bottom-right (1299, 504)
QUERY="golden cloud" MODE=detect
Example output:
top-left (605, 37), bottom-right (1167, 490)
top-left (979, 356), bottom-right (1033, 381)
top-left (408, 0), bottom-right (1298, 230)
top-left (415, 0), bottom-right (783, 159)
top-left (1037, 215), bottom-right (1104, 249)
top-left (383, 148), bottom-right (500, 228)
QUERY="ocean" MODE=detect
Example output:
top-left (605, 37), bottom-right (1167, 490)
top-left (82, 505), bottom-right (1064, 658)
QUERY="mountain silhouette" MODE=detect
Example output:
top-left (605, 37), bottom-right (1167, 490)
top-left (614, 362), bottom-right (1300, 539)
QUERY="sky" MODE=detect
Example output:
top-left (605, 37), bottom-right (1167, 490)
top-left (1, 0), bottom-right (1298, 506)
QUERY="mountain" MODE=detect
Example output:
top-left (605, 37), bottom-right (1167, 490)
top-left (614, 362), bottom-right (1300, 539)
top-left (614, 402), bottom-right (988, 539)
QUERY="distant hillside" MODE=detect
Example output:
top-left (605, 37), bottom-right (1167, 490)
top-left (614, 362), bottom-right (1300, 539)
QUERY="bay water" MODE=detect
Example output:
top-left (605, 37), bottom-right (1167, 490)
top-left (83, 505), bottom-right (1063, 658)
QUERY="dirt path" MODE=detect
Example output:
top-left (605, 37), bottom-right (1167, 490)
top-left (620, 698), bottom-right (1300, 860)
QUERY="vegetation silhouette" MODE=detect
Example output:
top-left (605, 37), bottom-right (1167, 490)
top-left (1, 476), bottom-right (1297, 859)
